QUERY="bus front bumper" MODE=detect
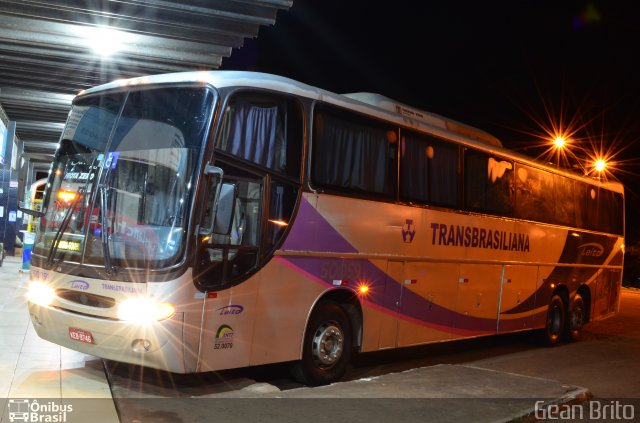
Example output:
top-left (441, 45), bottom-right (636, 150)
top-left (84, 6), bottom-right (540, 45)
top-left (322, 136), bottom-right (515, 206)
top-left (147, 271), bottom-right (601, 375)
top-left (27, 302), bottom-right (189, 373)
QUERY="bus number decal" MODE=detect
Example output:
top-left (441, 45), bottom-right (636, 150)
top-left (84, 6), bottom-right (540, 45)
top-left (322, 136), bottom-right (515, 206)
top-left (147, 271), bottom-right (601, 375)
top-left (320, 261), bottom-right (363, 282)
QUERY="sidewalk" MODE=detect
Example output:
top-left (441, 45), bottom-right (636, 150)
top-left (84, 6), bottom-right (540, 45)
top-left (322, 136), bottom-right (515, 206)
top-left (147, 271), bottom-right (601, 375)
top-left (0, 256), bottom-right (119, 423)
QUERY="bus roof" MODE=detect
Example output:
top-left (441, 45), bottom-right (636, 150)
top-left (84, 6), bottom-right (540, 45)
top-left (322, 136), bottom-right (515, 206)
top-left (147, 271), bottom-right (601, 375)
top-left (78, 71), bottom-right (624, 194)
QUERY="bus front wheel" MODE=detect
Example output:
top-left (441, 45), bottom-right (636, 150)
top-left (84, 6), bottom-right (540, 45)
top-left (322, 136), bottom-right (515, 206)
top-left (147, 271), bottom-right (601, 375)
top-left (541, 294), bottom-right (565, 346)
top-left (291, 302), bottom-right (353, 386)
top-left (565, 293), bottom-right (585, 342)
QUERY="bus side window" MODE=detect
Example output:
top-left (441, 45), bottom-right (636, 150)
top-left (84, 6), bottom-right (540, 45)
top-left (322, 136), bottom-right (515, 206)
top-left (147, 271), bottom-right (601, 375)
top-left (216, 94), bottom-right (302, 179)
top-left (464, 149), bottom-right (513, 215)
top-left (401, 131), bottom-right (459, 207)
top-left (514, 163), bottom-right (554, 223)
top-left (312, 104), bottom-right (398, 199)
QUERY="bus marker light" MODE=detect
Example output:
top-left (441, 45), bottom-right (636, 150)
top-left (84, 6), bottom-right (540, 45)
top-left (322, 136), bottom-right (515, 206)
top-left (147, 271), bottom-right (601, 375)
top-left (58, 190), bottom-right (77, 202)
top-left (404, 279), bottom-right (417, 285)
top-left (207, 292), bottom-right (218, 299)
top-left (358, 284), bottom-right (370, 295)
top-left (333, 280), bottom-right (349, 286)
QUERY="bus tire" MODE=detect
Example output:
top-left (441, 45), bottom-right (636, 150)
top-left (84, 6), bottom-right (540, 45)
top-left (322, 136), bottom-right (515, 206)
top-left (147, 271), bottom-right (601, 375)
top-left (291, 302), bottom-right (353, 386)
top-left (564, 293), bottom-right (585, 342)
top-left (541, 294), bottom-right (565, 346)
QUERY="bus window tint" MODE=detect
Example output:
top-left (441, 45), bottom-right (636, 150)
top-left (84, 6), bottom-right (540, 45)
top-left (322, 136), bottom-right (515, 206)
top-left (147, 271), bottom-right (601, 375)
top-left (401, 132), bottom-right (459, 207)
top-left (216, 94), bottom-right (302, 179)
top-left (464, 149), bottom-right (513, 215)
top-left (312, 105), bottom-right (398, 198)
top-left (584, 187), bottom-right (624, 235)
top-left (515, 164), bottom-right (554, 222)
top-left (554, 175), bottom-right (577, 227)
top-left (606, 190), bottom-right (624, 235)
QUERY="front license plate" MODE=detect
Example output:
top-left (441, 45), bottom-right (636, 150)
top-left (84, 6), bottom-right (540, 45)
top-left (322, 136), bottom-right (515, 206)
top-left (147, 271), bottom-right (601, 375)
top-left (68, 327), bottom-right (94, 344)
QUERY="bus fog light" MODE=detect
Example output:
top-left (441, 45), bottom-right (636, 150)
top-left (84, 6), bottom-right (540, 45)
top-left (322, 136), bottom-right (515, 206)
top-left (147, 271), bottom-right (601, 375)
top-left (117, 298), bottom-right (175, 323)
top-left (132, 339), bottom-right (152, 353)
top-left (27, 281), bottom-right (55, 307)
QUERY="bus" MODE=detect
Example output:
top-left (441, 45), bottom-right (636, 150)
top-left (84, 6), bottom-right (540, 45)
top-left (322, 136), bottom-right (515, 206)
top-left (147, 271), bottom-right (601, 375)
top-left (26, 71), bottom-right (624, 385)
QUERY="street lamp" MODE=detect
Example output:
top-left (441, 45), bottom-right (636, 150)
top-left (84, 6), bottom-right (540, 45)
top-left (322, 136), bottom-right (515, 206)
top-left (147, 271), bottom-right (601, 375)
top-left (552, 136), bottom-right (567, 168)
top-left (594, 158), bottom-right (607, 173)
top-left (553, 136), bottom-right (566, 149)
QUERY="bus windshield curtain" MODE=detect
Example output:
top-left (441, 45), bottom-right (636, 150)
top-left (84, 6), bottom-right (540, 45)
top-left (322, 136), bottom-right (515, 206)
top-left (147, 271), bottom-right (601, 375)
top-left (315, 113), bottom-right (391, 195)
top-left (218, 100), bottom-right (283, 170)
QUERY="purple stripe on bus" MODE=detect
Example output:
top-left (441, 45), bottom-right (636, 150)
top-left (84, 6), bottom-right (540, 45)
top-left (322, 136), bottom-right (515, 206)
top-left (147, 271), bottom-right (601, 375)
top-left (281, 197), bottom-right (358, 254)
top-left (280, 255), bottom-right (504, 333)
top-left (280, 198), bottom-right (540, 333)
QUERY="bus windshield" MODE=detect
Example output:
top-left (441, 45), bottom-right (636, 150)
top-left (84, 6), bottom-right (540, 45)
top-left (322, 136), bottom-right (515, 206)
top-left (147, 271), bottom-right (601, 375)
top-left (33, 86), bottom-right (214, 272)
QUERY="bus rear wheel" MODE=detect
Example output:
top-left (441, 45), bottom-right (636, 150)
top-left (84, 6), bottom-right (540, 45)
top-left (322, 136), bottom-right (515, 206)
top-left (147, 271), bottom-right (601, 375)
top-left (291, 302), bottom-right (353, 386)
top-left (565, 294), bottom-right (585, 342)
top-left (541, 294), bottom-right (565, 346)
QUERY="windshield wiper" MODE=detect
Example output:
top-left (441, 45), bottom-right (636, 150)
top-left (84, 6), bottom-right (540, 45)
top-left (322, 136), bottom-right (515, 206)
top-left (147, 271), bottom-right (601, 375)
top-left (47, 155), bottom-right (99, 268)
top-left (99, 185), bottom-right (115, 276)
top-left (47, 189), bottom-right (84, 266)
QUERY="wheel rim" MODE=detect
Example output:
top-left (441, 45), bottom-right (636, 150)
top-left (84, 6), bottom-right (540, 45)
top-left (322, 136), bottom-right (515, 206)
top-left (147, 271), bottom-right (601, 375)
top-left (547, 302), bottom-right (563, 340)
top-left (571, 303), bottom-right (584, 333)
top-left (311, 322), bottom-right (344, 368)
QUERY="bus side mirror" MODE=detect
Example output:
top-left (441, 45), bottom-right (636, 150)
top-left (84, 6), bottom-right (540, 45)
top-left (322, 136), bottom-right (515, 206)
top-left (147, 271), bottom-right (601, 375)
top-left (213, 183), bottom-right (237, 236)
top-left (199, 165), bottom-right (236, 236)
top-left (18, 202), bottom-right (45, 218)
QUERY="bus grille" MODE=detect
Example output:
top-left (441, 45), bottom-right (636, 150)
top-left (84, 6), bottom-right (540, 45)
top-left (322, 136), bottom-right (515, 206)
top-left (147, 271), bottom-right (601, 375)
top-left (55, 289), bottom-right (116, 309)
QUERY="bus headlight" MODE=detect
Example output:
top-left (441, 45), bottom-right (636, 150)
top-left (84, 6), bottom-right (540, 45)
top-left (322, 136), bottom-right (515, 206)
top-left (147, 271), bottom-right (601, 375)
top-left (27, 281), bottom-right (56, 307)
top-left (117, 298), bottom-right (175, 323)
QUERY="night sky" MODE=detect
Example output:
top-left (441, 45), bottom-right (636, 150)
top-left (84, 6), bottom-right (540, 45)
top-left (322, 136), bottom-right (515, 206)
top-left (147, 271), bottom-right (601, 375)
top-left (222, 1), bottom-right (640, 241)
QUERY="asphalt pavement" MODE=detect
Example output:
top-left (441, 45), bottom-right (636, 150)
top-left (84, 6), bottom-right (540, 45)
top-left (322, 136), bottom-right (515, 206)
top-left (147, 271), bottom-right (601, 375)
top-left (109, 362), bottom-right (591, 423)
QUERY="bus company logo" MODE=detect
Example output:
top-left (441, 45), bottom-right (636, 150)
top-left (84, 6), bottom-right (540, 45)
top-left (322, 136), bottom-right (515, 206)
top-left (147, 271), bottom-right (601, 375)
top-left (217, 305), bottom-right (244, 316)
top-left (214, 324), bottom-right (234, 350)
top-left (402, 219), bottom-right (416, 243)
top-left (578, 243), bottom-right (604, 257)
top-left (69, 280), bottom-right (90, 291)
top-left (216, 324), bottom-right (235, 340)
top-left (7, 399), bottom-right (73, 422)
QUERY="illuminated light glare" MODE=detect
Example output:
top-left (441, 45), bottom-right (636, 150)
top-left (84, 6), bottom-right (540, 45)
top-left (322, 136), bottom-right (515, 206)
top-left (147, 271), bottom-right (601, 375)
top-left (594, 159), bottom-right (607, 172)
top-left (27, 282), bottom-right (55, 307)
top-left (268, 219), bottom-right (288, 227)
top-left (79, 26), bottom-right (130, 57)
top-left (117, 298), bottom-right (175, 323)
top-left (58, 191), bottom-right (77, 202)
top-left (553, 136), bottom-right (566, 149)
top-left (357, 284), bottom-right (370, 295)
